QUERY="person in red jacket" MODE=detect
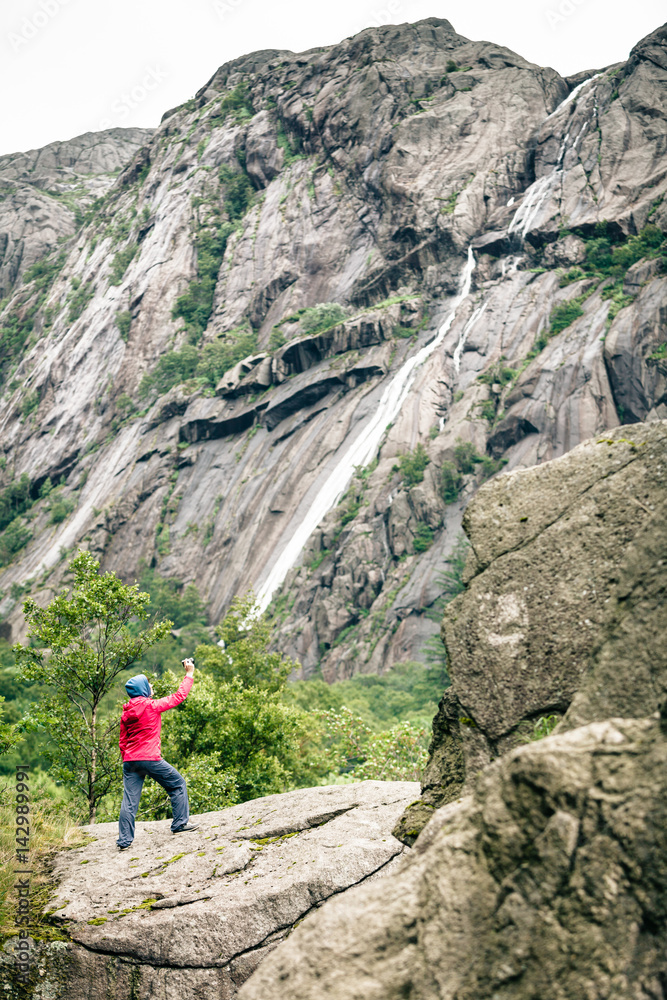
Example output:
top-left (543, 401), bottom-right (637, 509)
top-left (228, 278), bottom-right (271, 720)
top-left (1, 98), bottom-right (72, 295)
top-left (117, 658), bottom-right (199, 850)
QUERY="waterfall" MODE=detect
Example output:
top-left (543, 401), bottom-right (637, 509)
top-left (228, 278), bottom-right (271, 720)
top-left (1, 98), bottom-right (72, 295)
top-left (255, 247), bottom-right (477, 612)
top-left (508, 74), bottom-right (601, 239)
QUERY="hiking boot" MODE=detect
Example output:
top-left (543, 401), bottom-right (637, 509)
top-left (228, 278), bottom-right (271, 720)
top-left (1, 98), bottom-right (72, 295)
top-left (173, 823), bottom-right (199, 834)
top-left (117, 844), bottom-right (132, 851)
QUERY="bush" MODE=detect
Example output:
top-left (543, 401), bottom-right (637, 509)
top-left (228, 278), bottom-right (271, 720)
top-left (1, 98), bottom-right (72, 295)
top-left (479, 455), bottom-right (508, 481)
top-left (440, 461), bottom-right (462, 503)
top-left (453, 441), bottom-right (481, 475)
top-left (476, 359), bottom-right (517, 388)
top-left (298, 302), bottom-right (347, 336)
top-left (172, 223), bottom-right (235, 340)
top-left (0, 474), bottom-right (32, 532)
top-left (195, 326), bottom-right (259, 385)
top-left (67, 279), bottom-right (94, 321)
top-left (549, 298), bottom-right (584, 335)
top-left (21, 391), bottom-right (39, 419)
top-left (213, 82), bottom-right (254, 125)
top-left (139, 345), bottom-right (199, 398)
top-left (398, 443), bottom-right (430, 486)
top-left (49, 495), bottom-right (75, 524)
top-left (268, 327), bottom-right (286, 351)
top-left (219, 166), bottom-right (253, 221)
top-left (0, 517), bottom-right (32, 566)
top-left (116, 311), bottom-right (132, 341)
top-left (139, 322), bottom-right (258, 400)
top-left (413, 522), bottom-right (435, 552)
top-left (109, 245), bottom-right (137, 286)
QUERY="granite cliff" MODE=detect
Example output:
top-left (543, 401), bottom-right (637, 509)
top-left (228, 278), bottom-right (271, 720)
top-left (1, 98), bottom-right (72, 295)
top-left (0, 19), bottom-right (665, 683)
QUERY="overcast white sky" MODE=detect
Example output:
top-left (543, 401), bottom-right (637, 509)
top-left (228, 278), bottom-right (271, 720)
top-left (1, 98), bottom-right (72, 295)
top-left (1, 0), bottom-right (664, 156)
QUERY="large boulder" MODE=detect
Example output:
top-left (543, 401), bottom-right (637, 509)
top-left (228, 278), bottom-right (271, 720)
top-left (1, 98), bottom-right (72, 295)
top-left (239, 711), bottom-right (667, 1000)
top-left (396, 419), bottom-right (667, 842)
top-left (1, 781), bottom-right (417, 998)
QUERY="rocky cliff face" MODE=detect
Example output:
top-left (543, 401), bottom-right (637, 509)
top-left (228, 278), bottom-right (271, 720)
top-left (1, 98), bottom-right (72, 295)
top-left (395, 418), bottom-right (667, 843)
top-left (0, 129), bottom-right (153, 300)
top-left (0, 19), bottom-right (665, 683)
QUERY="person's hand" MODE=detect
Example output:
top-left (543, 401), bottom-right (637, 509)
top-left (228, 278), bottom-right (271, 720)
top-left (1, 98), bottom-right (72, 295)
top-left (182, 658), bottom-right (195, 678)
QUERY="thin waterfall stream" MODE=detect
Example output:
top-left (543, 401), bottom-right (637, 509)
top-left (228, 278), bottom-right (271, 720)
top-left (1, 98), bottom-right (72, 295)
top-left (256, 247), bottom-right (477, 612)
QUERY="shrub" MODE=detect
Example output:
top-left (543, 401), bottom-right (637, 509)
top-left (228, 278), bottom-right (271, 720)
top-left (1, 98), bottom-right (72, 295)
top-left (116, 311), bottom-right (132, 341)
top-left (413, 523), bottom-right (435, 552)
top-left (67, 278), bottom-right (94, 322)
top-left (139, 325), bottom-right (260, 399)
top-left (0, 517), bottom-right (32, 566)
top-left (298, 303), bottom-right (347, 337)
top-left (213, 82), bottom-right (254, 125)
top-left (47, 489), bottom-right (75, 524)
top-left (21, 391), bottom-right (39, 419)
top-left (559, 266), bottom-right (585, 287)
top-left (549, 298), bottom-right (584, 335)
top-left (440, 461), bottom-right (462, 503)
top-left (453, 441), bottom-right (481, 475)
top-left (172, 223), bottom-right (235, 340)
top-left (398, 443), bottom-right (430, 486)
top-left (219, 166), bottom-right (253, 221)
top-left (477, 359), bottom-right (517, 388)
top-left (109, 245), bottom-right (137, 286)
top-left (268, 327), bottom-right (286, 351)
top-left (0, 474), bottom-right (32, 533)
top-left (479, 455), bottom-right (508, 481)
top-left (195, 325), bottom-right (259, 385)
top-left (139, 345), bottom-right (199, 398)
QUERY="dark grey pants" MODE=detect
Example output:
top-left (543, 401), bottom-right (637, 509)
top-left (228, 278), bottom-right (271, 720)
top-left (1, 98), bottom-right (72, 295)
top-left (117, 759), bottom-right (189, 847)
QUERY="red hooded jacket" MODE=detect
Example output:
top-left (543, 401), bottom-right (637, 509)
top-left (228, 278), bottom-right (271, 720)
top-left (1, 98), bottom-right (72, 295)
top-left (119, 676), bottom-right (193, 761)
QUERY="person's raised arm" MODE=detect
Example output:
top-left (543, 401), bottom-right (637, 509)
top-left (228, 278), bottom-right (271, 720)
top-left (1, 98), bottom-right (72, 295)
top-left (152, 659), bottom-right (195, 714)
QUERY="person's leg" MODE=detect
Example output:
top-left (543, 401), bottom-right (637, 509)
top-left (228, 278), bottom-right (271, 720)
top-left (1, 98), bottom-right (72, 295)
top-left (117, 762), bottom-right (146, 847)
top-left (144, 759), bottom-right (190, 832)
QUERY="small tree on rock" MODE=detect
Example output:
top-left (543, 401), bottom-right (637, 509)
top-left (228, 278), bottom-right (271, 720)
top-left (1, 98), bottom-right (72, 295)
top-left (14, 551), bottom-right (172, 821)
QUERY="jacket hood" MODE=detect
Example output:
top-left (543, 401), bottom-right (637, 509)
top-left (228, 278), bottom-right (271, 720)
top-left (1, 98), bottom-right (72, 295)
top-left (125, 674), bottom-right (152, 698)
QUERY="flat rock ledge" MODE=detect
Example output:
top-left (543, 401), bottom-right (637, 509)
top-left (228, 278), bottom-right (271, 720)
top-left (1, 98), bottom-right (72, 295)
top-left (1, 781), bottom-right (418, 999)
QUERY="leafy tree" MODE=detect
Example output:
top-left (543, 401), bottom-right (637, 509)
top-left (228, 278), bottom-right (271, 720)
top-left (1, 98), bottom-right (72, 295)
top-left (0, 698), bottom-right (19, 756)
top-left (311, 706), bottom-right (427, 782)
top-left (14, 551), bottom-right (172, 821)
top-left (195, 592), bottom-right (296, 692)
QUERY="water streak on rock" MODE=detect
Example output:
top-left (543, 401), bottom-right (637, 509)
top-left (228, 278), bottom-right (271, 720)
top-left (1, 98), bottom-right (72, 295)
top-left (256, 248), bottom-right (477, 611)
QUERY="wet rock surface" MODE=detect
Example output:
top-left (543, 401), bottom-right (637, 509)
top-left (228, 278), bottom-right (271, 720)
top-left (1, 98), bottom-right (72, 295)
top-left (239, 714), bottom-right (667, 1000)
top-left (1, 782), bottom-right (416, 998)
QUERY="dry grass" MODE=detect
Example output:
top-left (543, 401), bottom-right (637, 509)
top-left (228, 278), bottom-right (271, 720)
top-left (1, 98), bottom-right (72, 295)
top-left (0, 774), bottom-right (88, 939)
